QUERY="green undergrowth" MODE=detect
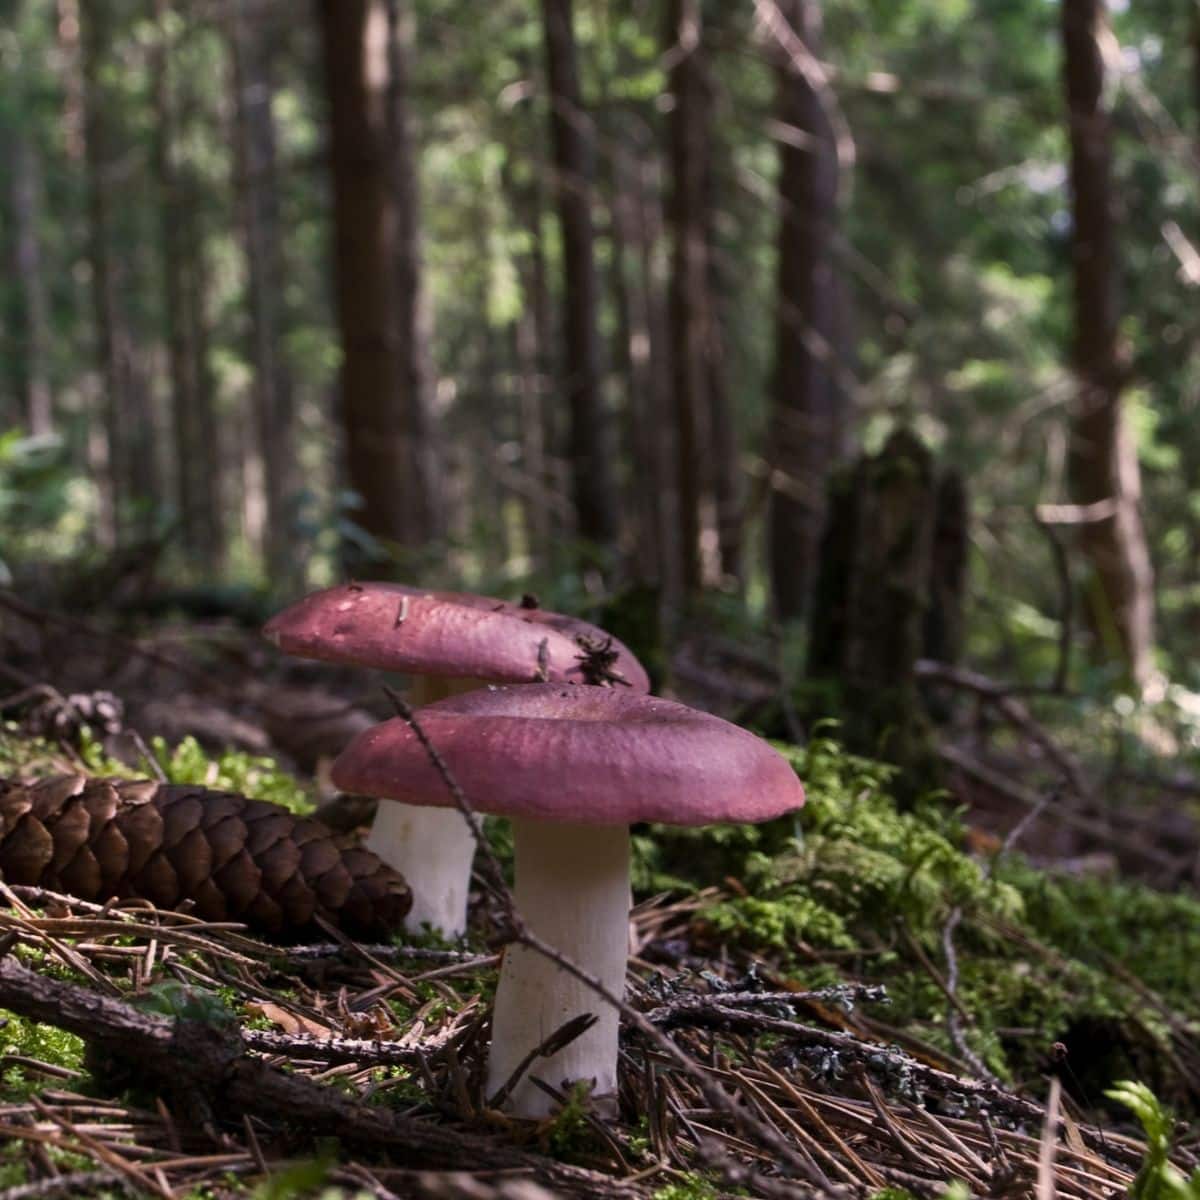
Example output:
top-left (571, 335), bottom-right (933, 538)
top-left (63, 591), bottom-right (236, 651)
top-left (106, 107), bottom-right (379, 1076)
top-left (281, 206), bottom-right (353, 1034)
top-left (0, 1010), bottom-right (87, 1098)
top-left (635, 733), bottom-right (1200, 1101)
top-left (0, 724), bottom-right (312, 814)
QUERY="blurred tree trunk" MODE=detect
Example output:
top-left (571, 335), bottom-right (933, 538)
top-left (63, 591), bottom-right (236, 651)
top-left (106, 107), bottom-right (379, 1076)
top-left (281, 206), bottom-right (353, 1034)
top-left (665, 0), bottom-right (708, 597)
top-left (153, 0), bottom-right (221, 572)
top-left (767, 0), bottom-right (842, 622)
top-left (384, 0), bottom-right (443, 544)
top-left (231, 0), bottom-right (299, 587)
top-left (500, 142), bottom-right (554, 565)
top-left (540, 0), bottom-right (618, 556)
top-left (636, 157), bottom-right (682, 607)
top-left (10, 128), bottom-right (53, 436)
top-left (608, 143), bottom-right (662, 584)
top-left (703, 6), bottom-right (742, 588)
top-left (318, 0), bottom-right (409, 559)
top-left (80, 0), bottom-right (130, 544)
top-left (1061, 0), bottom-right (1155, 688)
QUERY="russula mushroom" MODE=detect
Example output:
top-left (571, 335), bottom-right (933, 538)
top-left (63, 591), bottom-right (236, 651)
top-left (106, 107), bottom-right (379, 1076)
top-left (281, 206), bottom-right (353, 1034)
top-left (263, 583), bottom-right (650, 937)
top-left (330, 683), bottom-right (805, 1118)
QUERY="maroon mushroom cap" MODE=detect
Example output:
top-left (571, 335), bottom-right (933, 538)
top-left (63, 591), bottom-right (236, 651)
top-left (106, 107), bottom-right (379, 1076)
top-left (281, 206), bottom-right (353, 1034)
top-left (263, 584), bottom-right (650, 693)
top-left (331, 684), bottom-right (804, 826)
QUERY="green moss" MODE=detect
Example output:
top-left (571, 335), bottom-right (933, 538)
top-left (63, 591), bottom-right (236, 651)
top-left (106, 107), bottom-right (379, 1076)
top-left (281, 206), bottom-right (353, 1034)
top-left (79, 732), bottom-right (314, 813)
top-left (634, 733), bottom-right (1200, 1095)
top-left (0, 1010), bottom-right (87, 1098)
top-left (652, 1175), bottom-right (722, 1200)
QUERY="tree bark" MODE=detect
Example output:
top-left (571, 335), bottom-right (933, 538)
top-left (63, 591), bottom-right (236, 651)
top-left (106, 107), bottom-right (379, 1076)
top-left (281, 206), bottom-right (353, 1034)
top-left (767, 0), bottom-right (843, 622)
top-left (10, 127), bottom-right (53, 437)
top-left (79, 0), bottom-right (130, 545)
top-left (540, 0), bottom-right (618, 554)
top-left (666, 0), bottom-right (709, 597)
top-left (1061, 0), bottom-right (1155, 689)
top-left (384, 0), bottom-right (443, 544)
top-left (317, 0), bottom-right (409, 559)
top-left (153, 0), bottom-right (214, 570)
top-left (231, 0), bottom-right (300, 586)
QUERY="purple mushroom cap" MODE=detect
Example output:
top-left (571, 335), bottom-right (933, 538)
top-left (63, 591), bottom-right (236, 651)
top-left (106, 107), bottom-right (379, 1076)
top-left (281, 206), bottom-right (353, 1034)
top-left (263, 583), bottom-right (650, 693)
top-left (331, 684), bottom-right (805, 827)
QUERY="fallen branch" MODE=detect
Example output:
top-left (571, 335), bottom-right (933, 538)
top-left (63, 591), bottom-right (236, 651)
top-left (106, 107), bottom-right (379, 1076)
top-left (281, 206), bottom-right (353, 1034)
top-left (0, 952), bottom-right (639, 1200)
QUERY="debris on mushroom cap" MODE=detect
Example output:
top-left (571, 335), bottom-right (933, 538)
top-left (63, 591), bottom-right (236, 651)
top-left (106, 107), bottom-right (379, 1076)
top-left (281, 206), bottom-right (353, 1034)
top-left (331, 683), bottom-right (805, 827)
top-left (263, 583), bottom-right (651, 693)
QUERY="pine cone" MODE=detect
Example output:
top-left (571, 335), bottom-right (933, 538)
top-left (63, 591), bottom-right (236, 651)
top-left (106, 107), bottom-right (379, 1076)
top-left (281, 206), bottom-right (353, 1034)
top-left (0, 775), bottom-right (412, 939)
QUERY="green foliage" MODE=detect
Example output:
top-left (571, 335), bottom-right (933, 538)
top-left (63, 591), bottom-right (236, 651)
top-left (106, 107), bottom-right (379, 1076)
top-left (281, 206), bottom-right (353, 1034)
top-left (80, 733), bottom-right (314, 814)
top-left (0, 431), bottom-right (90, 583)
top-left (1107, 1081), bottom-right (1200, 1199)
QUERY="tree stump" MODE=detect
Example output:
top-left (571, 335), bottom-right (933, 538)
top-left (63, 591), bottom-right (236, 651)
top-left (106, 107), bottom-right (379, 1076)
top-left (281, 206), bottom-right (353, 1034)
top-left (807, 430), bottom-right (968, 798)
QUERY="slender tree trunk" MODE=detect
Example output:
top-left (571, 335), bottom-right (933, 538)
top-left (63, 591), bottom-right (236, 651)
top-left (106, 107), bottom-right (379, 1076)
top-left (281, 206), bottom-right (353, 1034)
top-left (385, 0), bottom-right (442, 544)
top-left (79, 0), bottom-right (127, 544)
top-left (702, 6), bottom-right (742, 587)
top-left (500, 148), bottom-right (553, 565)
top-left (665, 0), bottom-right (709, 597)
top-left (318, 0), bottom-right (410, 558)
top-left (608, 145), bottom-right (662, 583)
top-left (767, 0), bottom-right (843, 622)
top-left (1061, 0), bottom-right (1155, 688)
top-left (10, 129), bottom-right (53, 436)
top-left (152, 0), bottom-right (200, 559)
top-left (231, 0), bottom-right (299, 586)
top-left (636, 155), bottom-right (682, 606)
top-left (540, 0), bottom-right (618, 554)
top-left (155, 0), bottom-right (222, 571)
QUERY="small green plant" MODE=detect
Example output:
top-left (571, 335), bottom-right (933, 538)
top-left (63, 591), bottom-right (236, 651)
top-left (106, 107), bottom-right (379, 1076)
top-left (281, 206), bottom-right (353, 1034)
top-left (134, 981), bottom-right (237, 1028)
top-left (1107, 1081), bottom-right (1200, 1199)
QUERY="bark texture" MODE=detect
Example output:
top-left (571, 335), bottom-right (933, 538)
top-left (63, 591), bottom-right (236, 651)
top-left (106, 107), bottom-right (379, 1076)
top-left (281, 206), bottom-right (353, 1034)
top-left (666, 0), bottom-right (708, 596)
top-left (0, 775), bottom-right (411, 938)
top-left (540, 0), bottom-right (619, 551)
top-left (10, 127), bottom-right (53, 436)
top-left (231, 0), bottom-right (299, 585)
top-left (767, 0), bottom-right (843, 621)
top-left (318, 0), bottom-right (410, 556)
top-left (1061, 0), bottom-right (1155, 688)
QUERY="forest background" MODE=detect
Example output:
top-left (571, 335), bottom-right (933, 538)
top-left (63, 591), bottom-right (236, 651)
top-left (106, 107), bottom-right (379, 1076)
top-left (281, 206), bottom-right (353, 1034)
top-left (2, 0), bottom-right (1197, 716)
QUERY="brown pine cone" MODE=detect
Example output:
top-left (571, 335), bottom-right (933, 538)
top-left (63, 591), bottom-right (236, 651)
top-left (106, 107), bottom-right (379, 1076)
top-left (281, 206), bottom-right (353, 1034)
top-left (0, 775), bottom-right (411, 940)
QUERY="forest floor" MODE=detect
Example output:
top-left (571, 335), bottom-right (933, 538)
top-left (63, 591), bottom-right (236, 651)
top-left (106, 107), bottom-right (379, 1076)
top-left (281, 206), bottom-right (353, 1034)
top-left (1, 591), bottom-right (1199, 1199)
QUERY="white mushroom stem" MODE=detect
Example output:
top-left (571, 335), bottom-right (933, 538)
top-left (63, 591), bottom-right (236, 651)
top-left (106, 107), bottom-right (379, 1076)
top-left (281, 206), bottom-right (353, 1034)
top-left (365, 802), bottom-right (477, 937)
top-left (486, 818), bottom-right (630, 1118)
top-left (363, 675), bottom-right (484, 938)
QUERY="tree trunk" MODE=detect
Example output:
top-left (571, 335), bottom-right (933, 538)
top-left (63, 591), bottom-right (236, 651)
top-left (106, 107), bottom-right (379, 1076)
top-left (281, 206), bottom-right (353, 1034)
top-left (231, 0), bottom-right (299, 587)
top-left (540, 0), bottom-right (618, 555)
top-left (500, 144), bottom-right (554, 566)
top-left (665, 0), bottom-right (709, 598)
top-left (384, 0), bottom-right (443, 544)
top-left (318, 0), bottom-right (409, 559)
top-left (79, 0), bottom-right (129, 545)
top-left (10, 128), bottom-right (53, 437)
top-left (767, 0), bottom-right (843, 622)
top-left (1061, 0), bottom-right (1155, 689)
top-left (607, 144), bottom-right (662, 584)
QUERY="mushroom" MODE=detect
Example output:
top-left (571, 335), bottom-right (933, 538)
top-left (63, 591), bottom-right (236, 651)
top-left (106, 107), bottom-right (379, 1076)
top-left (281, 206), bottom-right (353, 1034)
top-left (330, 682), bottom-right (805, 1118)
top-left (263, 583), bottom-right (650, 937)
